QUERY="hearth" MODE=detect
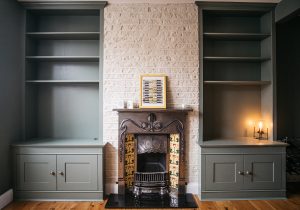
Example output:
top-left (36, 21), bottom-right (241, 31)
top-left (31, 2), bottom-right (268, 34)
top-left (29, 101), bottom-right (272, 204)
top-left (113, 108), bottom-right (192, 199)
top-left (105, 193), bottom-right (198, 209)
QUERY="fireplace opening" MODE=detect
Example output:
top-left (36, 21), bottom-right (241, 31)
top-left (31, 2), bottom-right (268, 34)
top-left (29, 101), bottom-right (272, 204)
top-left (133, 134), bottom-right (169, 197)
top-left (137, 153), bottom-right (166, 172)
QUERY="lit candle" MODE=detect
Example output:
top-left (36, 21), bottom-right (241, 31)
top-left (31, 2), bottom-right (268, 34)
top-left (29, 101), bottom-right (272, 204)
top-left (258, 121), bottom-right (263, 131)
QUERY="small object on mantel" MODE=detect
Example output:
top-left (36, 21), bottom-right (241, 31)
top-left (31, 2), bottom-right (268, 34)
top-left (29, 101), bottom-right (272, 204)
top-left (127, 100), bottom-right (134, 109)
top-left (181, 104), bottom-right (191, 109)
top-left (117, 100), bottom-right (127, 109)
top-left (133, 101), bottom-right (139, 108)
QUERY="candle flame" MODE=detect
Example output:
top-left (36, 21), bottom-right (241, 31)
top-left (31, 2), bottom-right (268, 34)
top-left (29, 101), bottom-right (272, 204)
top-left (258, 121), bottom-right (263, 130)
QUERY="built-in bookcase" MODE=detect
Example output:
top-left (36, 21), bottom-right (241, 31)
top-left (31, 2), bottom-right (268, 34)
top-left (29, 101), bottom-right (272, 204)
top-left (198, 2), bottom-right (276, 142)
top-left (24, 8), bottom-right (102, 141)
top-left (13, 2), bottom-right (106, 200)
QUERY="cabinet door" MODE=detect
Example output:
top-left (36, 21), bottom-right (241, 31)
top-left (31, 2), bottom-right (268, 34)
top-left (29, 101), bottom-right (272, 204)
top-left (244, 155), bottom-right (282, 190)
top-left (16, 155), bottom-right (56, 191)
top-left (57, 155), bottom-right (98, 191)
top-left (205, 155), bottom-right (244, 191)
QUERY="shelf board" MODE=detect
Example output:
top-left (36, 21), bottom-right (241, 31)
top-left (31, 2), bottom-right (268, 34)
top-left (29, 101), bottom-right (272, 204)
top-left (204, 81), bottom-right (271, 85)
top-left (26, 56), bottom-right (99, 62)
top-left (26, 32), bottom-right (100, 40)
top-left (11, 138), bottom-right (103, 148)
top-left (26, 80), bottom-right (99, 84)
top-left (203, 32), bottom-right (270, 40)
top-left (199, 138), bottom-right (287, 148)
top-left (204, 56), bottom-right (270, 62)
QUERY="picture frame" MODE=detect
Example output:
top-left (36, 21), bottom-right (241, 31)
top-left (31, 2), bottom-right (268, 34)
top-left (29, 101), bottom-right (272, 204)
top-left (140, 74), bottom-right (167, 109)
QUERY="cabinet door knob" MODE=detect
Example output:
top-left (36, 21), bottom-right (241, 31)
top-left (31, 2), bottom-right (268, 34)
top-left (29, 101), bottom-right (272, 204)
top-left (246, 171), bottom-right (252, 175)
top-left (58, 171), bottom-right (64, 176)
top-left (238, 171), bottom-right (244, 175)
top-left (50, 171), bottom-right (56, 176)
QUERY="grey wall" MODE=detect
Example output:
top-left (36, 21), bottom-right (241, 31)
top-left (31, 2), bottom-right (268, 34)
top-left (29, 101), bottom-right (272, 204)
top-left (276, 0), bottom-right (300, 23)
top-left (276, 16), bottom-right (300, 139)
top-left (0, 0), bottom-right (23, 195)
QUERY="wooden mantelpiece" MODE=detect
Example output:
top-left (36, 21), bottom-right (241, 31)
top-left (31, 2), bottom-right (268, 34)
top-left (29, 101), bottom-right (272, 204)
top-left (114, 108), bottom-right (192, 195)
top-left (113, 108), bottom-right (193, 113)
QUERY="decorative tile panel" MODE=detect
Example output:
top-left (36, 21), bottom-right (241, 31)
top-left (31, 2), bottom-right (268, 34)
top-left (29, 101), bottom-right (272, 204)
top-left (124, 134), bottom-right (135, 188)
top-left (169, 133), bottom-right (180, 189)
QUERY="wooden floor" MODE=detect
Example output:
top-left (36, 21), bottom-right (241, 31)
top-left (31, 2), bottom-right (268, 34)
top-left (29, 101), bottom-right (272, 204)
top-left (4, 185), bottom-right (300, 210)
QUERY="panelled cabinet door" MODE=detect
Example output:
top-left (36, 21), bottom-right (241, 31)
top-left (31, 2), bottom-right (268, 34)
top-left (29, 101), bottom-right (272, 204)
top-left (57, 155), bottom-right (98, 191)
top-left (16, 155), bottom-right (56, 191)
top-left (243, 155), bottom-right (282, 190)
top-left (205, 155), bottom-right (244, 191)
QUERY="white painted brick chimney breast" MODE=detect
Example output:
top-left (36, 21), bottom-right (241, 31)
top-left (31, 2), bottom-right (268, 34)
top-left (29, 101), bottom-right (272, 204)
top-left (103, 3), bottom-right (200, 194)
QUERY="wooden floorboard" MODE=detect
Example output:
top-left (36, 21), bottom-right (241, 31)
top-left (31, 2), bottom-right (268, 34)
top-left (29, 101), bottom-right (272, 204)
top-left (4, 194), bottom-right (300, 210)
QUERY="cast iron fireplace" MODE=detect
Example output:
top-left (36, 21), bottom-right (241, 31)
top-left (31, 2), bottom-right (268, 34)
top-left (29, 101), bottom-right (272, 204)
top-left (114, 108), bottom-right (192, 199)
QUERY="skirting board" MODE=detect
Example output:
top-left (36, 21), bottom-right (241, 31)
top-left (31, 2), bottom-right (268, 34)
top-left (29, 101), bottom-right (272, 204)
top-left (200, 190), bottom-right (286, 200)
top-left (186, 182), bottom-right (198, 194)
top-left (14, 191), bottom-right (103, 201)
top-left (0, 189), bottom-right (13, 209)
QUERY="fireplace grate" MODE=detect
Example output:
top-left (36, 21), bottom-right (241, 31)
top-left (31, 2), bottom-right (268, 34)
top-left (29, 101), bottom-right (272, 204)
top-left (135, 171), bottom-right (169, 184)
top-left (133, 172), bottom-right (169, 197)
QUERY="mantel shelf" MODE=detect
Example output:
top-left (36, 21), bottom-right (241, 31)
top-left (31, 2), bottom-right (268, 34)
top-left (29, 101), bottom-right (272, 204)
top-left (113, 108), bottom-right (193, 113)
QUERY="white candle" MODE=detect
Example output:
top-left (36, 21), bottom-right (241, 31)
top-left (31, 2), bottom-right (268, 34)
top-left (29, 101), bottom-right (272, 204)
top-left (258, 121), bottom-right (263, 130)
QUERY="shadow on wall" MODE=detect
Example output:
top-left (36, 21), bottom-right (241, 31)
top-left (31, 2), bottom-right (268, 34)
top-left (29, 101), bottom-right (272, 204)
top-left (0, 0), bottom-right (23, 195)
top-left (104, 143), bottom-right (118, 196)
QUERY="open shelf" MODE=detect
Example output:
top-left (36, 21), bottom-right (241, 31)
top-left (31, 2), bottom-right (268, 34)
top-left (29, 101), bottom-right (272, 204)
top-left (26, 56), bottom-right (99, 62)
top-left (26, 10), bottom-right (100, 33)
top-left (204, 81), bottom-right (271, 85)
top-left (25, 62), bottom-right (99, 81)
top-left (204, 56), bottom-right (270, 62)
top-left (24, 7), bottom-right (102, 143)
top-left (200, 5), bottom-right (274, 142)
top-left (203, 32), bottom-right (270, 40)
top-left (26, 80), bottom-right (99, 84)
top-left (25, 84), bottom-right (99, 140)
top-left (26, 32), bottom-right (100, 40)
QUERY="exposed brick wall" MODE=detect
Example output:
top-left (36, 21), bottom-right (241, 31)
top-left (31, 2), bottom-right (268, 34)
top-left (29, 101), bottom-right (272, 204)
top-left (103, 3), bottom-right (199, 194)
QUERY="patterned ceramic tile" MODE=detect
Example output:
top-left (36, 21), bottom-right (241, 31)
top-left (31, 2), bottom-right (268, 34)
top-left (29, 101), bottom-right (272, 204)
top-left (124, 133), bottom-right (180, 189)
top-left (124, 134), bottom-right (135, 188)
top-left (169, 134), bottom-right (180, 188)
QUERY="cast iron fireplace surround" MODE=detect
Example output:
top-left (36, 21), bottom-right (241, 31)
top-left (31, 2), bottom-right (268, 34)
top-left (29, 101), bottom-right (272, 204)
top-left (113, 108), bottom-right (192, 197)
top-left (105, 108), bottom-right (198, 209)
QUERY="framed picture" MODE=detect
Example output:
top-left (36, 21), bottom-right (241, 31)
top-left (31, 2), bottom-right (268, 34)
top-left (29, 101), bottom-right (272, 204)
top-left (140, 74), bottom-right (167, 109)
